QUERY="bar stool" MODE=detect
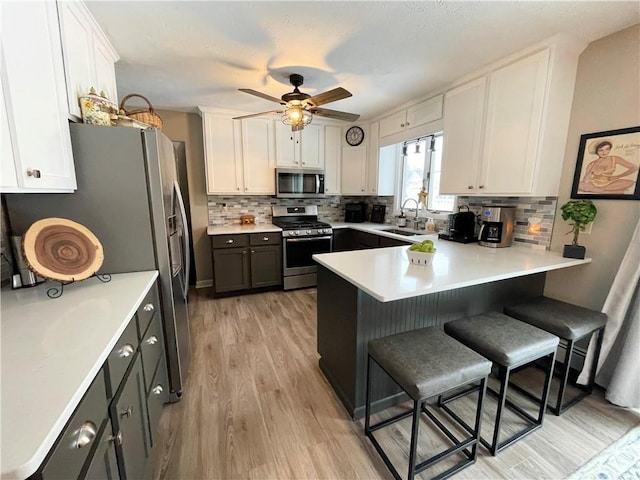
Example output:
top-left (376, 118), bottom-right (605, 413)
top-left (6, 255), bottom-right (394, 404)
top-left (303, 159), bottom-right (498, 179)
top-left (365, 327), bottom-right (492, 480)
top-left (442, 312), bottom-right (559, 455)
top-left (504, 296), bottom-right (607, 415)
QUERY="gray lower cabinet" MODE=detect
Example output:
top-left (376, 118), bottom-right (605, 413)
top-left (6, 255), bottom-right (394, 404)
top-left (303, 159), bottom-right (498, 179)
top-left (378, 236), bottom-right (411, 248)
top-left (34, 280), bottom-right (168, 480)
top-left (211, 233), bottom-right (282, 293)
top-left (111, 354), bottom-right (149, 480)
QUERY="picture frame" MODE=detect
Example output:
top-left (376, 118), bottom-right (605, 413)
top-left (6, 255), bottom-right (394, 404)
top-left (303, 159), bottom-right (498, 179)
top-left (571, 126), bottom-right (640, 200)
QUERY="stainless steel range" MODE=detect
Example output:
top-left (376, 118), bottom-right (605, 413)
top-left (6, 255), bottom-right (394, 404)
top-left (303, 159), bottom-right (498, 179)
top-left (272, 205), bottom-right (333, 290)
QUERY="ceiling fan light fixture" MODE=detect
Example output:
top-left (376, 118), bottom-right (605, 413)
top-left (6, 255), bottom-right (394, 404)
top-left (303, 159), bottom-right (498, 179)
top-left (282, 104), bottom-right (312, 131)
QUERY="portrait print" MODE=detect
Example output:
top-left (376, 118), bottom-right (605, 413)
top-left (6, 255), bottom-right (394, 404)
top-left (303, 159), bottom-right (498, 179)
top-left (571, 126), bottom-right (640, 200)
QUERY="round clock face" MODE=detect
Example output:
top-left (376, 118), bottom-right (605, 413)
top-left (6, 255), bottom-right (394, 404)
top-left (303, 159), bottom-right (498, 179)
top-left (346, 126), bottom-right (365, 146)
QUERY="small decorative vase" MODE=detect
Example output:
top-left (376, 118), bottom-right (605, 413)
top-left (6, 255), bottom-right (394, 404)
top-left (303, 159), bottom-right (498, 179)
top-left (563, 244), bottom-right (586, 259)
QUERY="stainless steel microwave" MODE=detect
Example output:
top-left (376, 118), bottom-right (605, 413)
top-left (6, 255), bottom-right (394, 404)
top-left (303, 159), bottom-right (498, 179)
top-left (276, 168), bottom-right (325, 198)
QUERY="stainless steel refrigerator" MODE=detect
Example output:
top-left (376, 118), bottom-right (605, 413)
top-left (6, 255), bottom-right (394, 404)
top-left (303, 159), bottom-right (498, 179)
top-left (5, 123), bottom-right (191, 402)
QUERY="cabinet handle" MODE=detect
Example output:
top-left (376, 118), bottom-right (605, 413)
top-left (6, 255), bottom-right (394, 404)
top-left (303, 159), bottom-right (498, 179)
top-left (143, 303), bottom-right (154, 312)
top-left (118, 344), bottom-right (135, 358)
top-left (406, 122), bottom-right (410, 126)
top-left (236, 187), bottom-right (240, 191)
top-left (479, 185), bottom-right (485, 189)
top-left (152, 384), bottom-right (164, 395)
top-left (251, 250), bottom-right (255, 254)
top-left (302, 162), bottom-right (306, 165)
top-left (242, 250), bottom-right (246, 255)
top-left (262, 237), bottom-right (269, 241)
top-left (468, 185), bottom-right (474, 189)
top-left (146, 335), bottom-right (158, 345)
top-left (361, 189), bottom-right (364, 192)
top-left (225, 239), bottom-right (234, 244)
top-left (120, 406), bottom-right (133, 418)
top-left (400, 123), bottom-right (405, 128)
top-left (26, 169), bottom-right (41, 178)
top-left (75, 421), bottom-right (97, 449)
top-left (107, 432), bottom-right (123, 446)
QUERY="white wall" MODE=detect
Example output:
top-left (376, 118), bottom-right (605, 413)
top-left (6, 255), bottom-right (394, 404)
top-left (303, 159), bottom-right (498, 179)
top-left (545, 24), bottom-right (640, 310)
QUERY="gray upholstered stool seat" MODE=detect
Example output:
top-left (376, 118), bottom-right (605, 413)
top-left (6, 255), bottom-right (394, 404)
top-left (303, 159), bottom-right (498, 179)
top-left (365, 327), bottom-right (492, 480)
top-left (504, 296), bottom-right (607, 415)
top-left (443, 312), bottom-right (559, 455)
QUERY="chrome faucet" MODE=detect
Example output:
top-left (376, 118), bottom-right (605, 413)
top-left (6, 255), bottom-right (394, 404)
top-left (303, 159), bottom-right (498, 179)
top-left (401, 198), bottom-right (421, 229)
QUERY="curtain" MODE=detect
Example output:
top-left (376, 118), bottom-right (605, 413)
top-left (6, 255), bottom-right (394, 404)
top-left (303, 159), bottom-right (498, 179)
top-left (578, 217), bottom-right (640, 408)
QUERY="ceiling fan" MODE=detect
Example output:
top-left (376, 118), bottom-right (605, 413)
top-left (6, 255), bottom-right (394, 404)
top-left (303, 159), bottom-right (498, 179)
top-left (234, 74), bottom-right (360, 131)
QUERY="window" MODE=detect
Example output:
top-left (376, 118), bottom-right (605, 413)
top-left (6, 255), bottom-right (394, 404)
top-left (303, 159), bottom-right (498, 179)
top-left (398, 133), bottom-right (454, 212)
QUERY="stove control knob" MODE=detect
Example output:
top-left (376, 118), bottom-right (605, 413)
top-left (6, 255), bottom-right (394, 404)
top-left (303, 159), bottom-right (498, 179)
top-left (306, 230), bottom-right (312, 235)
top-left (292, 231), bottom-right (299, 236)
top-left (324, 229), bottom-right (331, 234)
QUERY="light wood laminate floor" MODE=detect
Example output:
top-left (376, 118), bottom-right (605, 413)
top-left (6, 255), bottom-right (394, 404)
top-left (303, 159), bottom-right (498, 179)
top-left (150, 288), bottom-right (639, 479)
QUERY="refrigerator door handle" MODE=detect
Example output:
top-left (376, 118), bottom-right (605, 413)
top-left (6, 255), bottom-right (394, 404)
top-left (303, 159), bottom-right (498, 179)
top-left (173, 180), bottom-right (190, 299)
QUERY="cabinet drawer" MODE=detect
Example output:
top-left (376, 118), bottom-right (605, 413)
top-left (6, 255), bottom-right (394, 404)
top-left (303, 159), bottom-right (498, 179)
top-left (250, 232), bottom-right (281, 246)
top-left (140, 313), bottom-right (164, 393)
top-left (106, 319), bottom-right (138, 398)
top-left (136, 284), bottom-right (159, 341)
top-left (41, 371), bottom-right (108, 479)
top-left (211, 234), bottom-right (248, 249)
top-left (146, 355), bottom-right (169, 447)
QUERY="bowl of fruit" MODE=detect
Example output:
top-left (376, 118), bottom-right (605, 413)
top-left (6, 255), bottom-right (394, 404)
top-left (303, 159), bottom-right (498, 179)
top-left (407, 239), bottom-right (437, 266)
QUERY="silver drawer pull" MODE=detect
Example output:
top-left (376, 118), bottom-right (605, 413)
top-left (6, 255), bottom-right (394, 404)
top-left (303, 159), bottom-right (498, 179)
top-left (75, 421), bottom-right (97, 449)
top-left (108, 431), bottom-right (122, 446)
top-left (152, 384), bottom-right (164, 395)
top-left (27, 169), bottom-right (41, 178)
top-left (118, 344), bottom-right (135, 358)
top-left (225, 239), bottom-right (234, 244)
top-left (146, 335), bottom-right (158, 345)
top-left (143, 303), bottom-right (154, 312)
top-left (262, 237), bottom-right (269, 241)
top-left (121, 406), bottom-right (133, 418)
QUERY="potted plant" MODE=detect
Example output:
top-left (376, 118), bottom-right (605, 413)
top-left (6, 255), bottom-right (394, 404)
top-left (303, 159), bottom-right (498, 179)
top-left (560, 199), bottom-right (597, 259)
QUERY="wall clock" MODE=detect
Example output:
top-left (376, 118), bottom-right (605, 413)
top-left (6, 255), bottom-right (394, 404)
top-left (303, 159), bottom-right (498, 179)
top-left (345, 126), bottom-right (365, 146)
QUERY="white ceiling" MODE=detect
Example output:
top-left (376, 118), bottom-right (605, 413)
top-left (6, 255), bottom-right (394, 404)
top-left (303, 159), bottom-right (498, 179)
top-left (87, 1), bottom-right (640, 121)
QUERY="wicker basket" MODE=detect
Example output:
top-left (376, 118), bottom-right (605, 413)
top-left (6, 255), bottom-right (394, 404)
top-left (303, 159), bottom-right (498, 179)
top-left (119, 94), bottom-right (163, 129)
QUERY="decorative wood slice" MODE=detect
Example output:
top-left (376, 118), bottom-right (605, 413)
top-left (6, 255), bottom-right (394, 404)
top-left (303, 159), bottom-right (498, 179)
top-left (22, 218), bottom-right (104, 282)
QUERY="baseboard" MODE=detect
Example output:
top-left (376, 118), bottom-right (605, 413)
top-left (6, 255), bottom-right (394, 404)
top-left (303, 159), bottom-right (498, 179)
top-left (196, 279), bottom-right (213, 289)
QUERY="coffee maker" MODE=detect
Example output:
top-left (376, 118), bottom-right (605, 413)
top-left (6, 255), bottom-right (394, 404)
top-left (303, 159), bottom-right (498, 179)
top-left (479, 206), bottom-right (516, 248)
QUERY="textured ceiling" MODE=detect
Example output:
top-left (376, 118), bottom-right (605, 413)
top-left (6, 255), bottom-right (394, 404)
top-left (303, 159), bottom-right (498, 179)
top-left (87, 1), bottom-right (640, 121)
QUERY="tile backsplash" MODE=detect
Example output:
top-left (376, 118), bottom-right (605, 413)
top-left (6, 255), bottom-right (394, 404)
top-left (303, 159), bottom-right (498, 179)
top-left (207, 194), bottom-right (557, 249)
top-left (208, 195), bottom-right (395, 225)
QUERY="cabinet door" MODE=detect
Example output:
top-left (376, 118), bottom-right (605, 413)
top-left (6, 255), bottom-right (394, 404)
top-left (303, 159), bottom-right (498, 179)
top-left (1, 1), bottom-right (76, 192)
top-left (203, 113), bottom-right (243, 194)
top-left (406, 95), bottom-right (443, 129)
top-left (480, 49), bottom-right (549, 194)
top-left (367, 122), bottom-right (380, 194)
top-left (379, 110), bottom-right (406, 138)
top-left (93, 37), bottom-right (118, 106)
top-left (111, 355), bottom-right (149, 480)
top-left (440, 77), bottom-right (486, 194)
top-left (83, 419), bottom-right (119, 480)
top-left (324, 126), bottom-right (341, 194)
top-left (275, 122), bottom-right (298, 167)
top-left (250, 245), bottom-right (282, 288)
top-left (300, 123), bottom-right (324, 168)
top-left (242, 118), bottom-right (275, 194)
top-left (332, 229), bottom-right (356, 252)
top-left (146, 355), bottom-right (169, 447)
top-left (0, 64), bottom-right (18, 189)
top-left (341, 146), bottom-right (367, 195)
top-left (213, 247), bottom-right (250, 292)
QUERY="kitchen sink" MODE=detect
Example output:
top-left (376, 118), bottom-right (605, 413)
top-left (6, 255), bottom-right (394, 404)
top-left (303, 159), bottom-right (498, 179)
top-left (381, 228), bottom-right (421, 236)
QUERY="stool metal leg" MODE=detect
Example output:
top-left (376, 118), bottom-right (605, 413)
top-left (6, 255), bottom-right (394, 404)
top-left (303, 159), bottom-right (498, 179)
top-left (490, 365), bottom-right (510, 455)
top-left (539, 351), bottom-right (556, 423)
top-left (554, 340), bottom-right (574, 416)
top-left (407, 400), bottom-right (421, 480)
top-left (365, 355), bottom-right (373, 435)
top-left (587, 327), bottom-right (605, 394)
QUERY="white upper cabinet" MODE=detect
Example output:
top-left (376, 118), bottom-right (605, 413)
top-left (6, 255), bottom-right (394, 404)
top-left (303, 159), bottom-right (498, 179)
top-left (1, 1), bottom-right (76, 192)
top-left (341, 146), bottom-right (368, 195)
top-left (58, 0), bottom-right (119, 119)
top-left (366, 122), bottom-right (395, 196)
top-left (200, 109), bottom-right (276, 195)
top-left (275, 123), bottom-right (324, 169)
top-left (324, 126), bottom-right (341, 195)
top-left (440, 35), bottom-right (585, 196)
top-left (378, 95), bottom-right (443, 145)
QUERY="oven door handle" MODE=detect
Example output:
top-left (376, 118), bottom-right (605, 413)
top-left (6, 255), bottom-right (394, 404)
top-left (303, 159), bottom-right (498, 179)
top-left (285, 236), bottom-right (333, 242)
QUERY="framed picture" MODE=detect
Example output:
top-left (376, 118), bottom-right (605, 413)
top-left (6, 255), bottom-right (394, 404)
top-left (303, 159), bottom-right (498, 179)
top-left (571, 126), bottom-right (640, 200)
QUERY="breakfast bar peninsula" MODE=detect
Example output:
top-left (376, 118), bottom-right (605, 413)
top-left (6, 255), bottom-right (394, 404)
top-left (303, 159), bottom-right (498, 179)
top-left (313, 240), bottom-right (591, 419)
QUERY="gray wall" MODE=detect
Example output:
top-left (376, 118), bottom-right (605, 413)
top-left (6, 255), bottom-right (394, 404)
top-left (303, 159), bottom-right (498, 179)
top-left (545, 24), bottom-right (640, 310)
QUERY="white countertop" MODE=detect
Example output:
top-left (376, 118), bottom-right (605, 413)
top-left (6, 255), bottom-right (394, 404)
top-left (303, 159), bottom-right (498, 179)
top-left (207, 224), bottom-right (282, 235)
top-left (0, 271), bottom-right (159, 480)
top-left (327, 221), bottom-right (437, 242)
top-left (313, 241), bottom-right (591, 303)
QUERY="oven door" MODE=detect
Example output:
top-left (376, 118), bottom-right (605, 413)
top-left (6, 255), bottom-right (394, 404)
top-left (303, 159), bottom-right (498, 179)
top-left (283, 235), bottom-right (332, 275)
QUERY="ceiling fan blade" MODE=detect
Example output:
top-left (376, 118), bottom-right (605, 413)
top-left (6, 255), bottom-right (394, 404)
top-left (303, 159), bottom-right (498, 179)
top-left (312, 107), bottom-right (360, 122)
top-left (307, 87), bottom-right (352, 107)
top-left (238, 89), bottom-right (285, 105)
top-left (233, 110), bottom-right (282, 120)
